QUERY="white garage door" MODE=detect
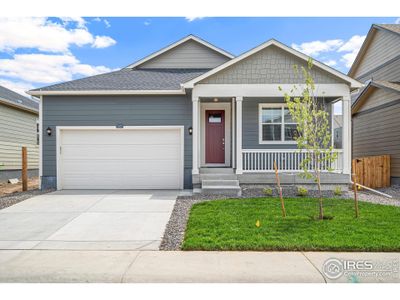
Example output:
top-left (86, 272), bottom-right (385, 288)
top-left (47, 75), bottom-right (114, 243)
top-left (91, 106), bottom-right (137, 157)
top-left (58, 127), bottom-right (183, 189)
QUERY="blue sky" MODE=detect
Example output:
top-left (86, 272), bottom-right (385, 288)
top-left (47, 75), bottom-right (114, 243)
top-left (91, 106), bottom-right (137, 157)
top-left (0, 17), bottom-right (398, 95)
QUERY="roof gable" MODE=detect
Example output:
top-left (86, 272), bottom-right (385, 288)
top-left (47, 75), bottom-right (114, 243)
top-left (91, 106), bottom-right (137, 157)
top-left (183, 39), bottom-right (362, 89)
top-left (352, 81), bottom-right (400, 114)
top-left (127, 35), bottom-right (233, 69)
top-left (348, 24), bottom-right (400, 78)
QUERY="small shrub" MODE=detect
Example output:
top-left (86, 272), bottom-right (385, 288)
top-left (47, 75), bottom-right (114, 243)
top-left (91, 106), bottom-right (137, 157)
top-left (263, 188), bottom-right (273, 197)
top-left (334, 186), bottom-right (342, 196)
top-left (297, 186), bottom-right (308, 197)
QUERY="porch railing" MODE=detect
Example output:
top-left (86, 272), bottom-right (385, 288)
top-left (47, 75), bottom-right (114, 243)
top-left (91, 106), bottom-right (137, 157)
top-left (242, 149), bottom-right (343, 173)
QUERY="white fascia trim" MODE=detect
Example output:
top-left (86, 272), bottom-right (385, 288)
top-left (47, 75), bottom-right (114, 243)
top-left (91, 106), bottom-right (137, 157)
top-left (0, 97), bottom-right (38, 114)
top-left (27, 89), bottom-right (186, 96)
top-left (192, 84), bottom-right (351, 98)
top-left (126, 35), bottom-right (234, 69)
top-left (182, 39), bottom-right (363, 89)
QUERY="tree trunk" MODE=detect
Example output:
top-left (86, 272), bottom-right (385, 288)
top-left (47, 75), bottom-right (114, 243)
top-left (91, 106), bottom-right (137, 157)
top-left (315, 156), bottom-right (323, 220)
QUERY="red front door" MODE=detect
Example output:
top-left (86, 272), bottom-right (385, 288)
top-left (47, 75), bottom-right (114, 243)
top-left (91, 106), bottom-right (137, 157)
top-left (205, 110), bottom-right (225, 164)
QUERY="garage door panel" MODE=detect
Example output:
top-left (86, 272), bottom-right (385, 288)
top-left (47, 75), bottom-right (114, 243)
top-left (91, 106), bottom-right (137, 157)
top-left (59, 128), bottom-right (182, 189)
top-left (62, 175), bottom-right (180, 189)
top-left (62, 160), bottom-right (180, 174)
top-left (62, 130), bottom-right (180, 145)
top-left (62, 144), bottom-right (180, 159)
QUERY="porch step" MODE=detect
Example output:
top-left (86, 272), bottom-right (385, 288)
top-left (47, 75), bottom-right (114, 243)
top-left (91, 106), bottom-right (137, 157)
top-left (202, 179), bottom-right (239, 187)
top-left (200, 177), bottom-right (241, 196)
top-left (201, 185), bottom-right (242, 197)
top-left (200, 174), bottom-right (238, 180)
top-left (200, 168), bottom-right (234, 174)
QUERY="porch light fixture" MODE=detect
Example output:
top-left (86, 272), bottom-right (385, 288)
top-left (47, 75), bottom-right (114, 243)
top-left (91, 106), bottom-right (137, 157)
top-left (213, 98), bottom-right (219, 102)
top-left (46, 127), bottom-right (52, 136)
top-left (188, 127), bottom-right (193, 135)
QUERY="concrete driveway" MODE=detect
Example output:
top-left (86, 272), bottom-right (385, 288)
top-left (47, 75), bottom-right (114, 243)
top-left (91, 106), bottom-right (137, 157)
top-left (0, 190), bottom-right (177, 250)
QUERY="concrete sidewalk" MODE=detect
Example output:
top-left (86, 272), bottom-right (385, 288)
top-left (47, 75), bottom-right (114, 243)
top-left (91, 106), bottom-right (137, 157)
top-left (0, 250), bottom-right (398, 283)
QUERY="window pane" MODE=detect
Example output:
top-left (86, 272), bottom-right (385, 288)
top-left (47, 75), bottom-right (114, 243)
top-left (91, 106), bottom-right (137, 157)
top-left (208, 113), bottom-right (222, 123)
top-left (284, 108), bottom-right (295, 123)
top-left (262, 108), bottom-right (282, 123)
top-left (284, 124), bottom-right (298, 141)
top-left (262, 124), bottom-right (281, 141)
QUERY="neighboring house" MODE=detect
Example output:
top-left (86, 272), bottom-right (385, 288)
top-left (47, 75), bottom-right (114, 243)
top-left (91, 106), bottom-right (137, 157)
top-left (0, 85), bottom-right (39, 182)
top-left (349, 24), bottom-right (400, 185)
top-left (28, 35), bottom-right (361, 193)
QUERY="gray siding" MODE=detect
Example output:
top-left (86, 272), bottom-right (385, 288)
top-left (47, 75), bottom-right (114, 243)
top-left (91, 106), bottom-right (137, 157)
top-left (353, 102), bottom-right (400, 178)
top-left (42, 95), bottom-right (193, 188)
top-left (200, 45), bottom-right (344, 84)
top-left (358, 57), bottom-right (400, 83)
top-left (0, 103), bottom-right (38, 170)
top-left (242, 98), bottom-right (333, 149)
top-left (138, 40), bottom-right (230, 69)
top-left (353, 29), bottom-right (400, 79)
top-left (358, 88), bottom-right (400, 112)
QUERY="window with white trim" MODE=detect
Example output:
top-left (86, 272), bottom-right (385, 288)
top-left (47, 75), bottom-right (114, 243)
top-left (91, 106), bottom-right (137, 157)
top-left (259, 104), bottom-right (298, 143)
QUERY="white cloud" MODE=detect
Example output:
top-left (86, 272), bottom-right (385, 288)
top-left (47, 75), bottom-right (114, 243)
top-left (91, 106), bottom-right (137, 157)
top-left (92, 36), bottom-right (116, 48)
top-left (185, 17), bottom-right (204, 22)
top-left (338, 35), bottom-right (366, 53)
top-left (144, 21), bottom-right (151, 26)
top-left (0, 78), bottom-right (35, 96)
top-left (341, 52), bottom-right (359, 68)
top-left (0, 53), bottom-right (112, 84)
top-left (59, 17), bottom-right (87, 28)
top-left (0, 17), bottom-right (116, 53)
top-left (292, 39), bottom-right (344, 56)
top-left (323, 60), bottom-right (337, 67)
top-left (92, 17), bottom-right (102, 22)
top-left (338, 35), bottom-right (366, 68)
top-left (104, 19), bottom-right (111, 28)
top-left (395, 18), bottom-right (400, 24)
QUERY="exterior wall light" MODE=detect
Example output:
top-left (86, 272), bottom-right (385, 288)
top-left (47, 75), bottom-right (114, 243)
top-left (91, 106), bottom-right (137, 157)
top-left (213, 98), bottom-right (219, 102)
top-left (46, 127), bottom-right (52, 136)
top-left (188, 127), bottom-right (193, 135)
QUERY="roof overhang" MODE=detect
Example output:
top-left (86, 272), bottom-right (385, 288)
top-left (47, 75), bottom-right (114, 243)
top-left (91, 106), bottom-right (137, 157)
top-left (27, 89), bottom-right (186, 96)
top-left (126, 35), bottom-right (234, 69)
top-left (0, 97), bottom-right (38, 114)
top-left (182, 39), bottom-right (362, 90)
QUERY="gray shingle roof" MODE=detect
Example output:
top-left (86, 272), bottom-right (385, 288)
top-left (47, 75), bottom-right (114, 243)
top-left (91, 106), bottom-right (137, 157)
top-left (376, 24), bottom-right (400, 35)
top-left (0, 85), bottom-right (38, 112)
top-left (32, 68), bottom-right (210, 92)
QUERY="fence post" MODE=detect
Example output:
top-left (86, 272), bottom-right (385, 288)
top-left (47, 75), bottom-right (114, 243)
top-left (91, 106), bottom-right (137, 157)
top-left (352, 173), bottom-right (359, 218)
top-left (22, 147), bottom-right (27, 191)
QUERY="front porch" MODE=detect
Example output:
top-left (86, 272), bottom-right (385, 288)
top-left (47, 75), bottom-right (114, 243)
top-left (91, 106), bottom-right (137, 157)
top-left (190, 85), bottom-right (352, 192)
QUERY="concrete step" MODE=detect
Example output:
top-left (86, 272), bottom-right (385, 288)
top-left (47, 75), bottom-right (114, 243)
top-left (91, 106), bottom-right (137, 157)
top-left (202, 180), bottom-right (239, 187)
top-left (200, 174), bottom-right (238, 180)
top-left (201, 186), bottom-right (242, 197)
top-left (200, 168), bottom-right (234, 174)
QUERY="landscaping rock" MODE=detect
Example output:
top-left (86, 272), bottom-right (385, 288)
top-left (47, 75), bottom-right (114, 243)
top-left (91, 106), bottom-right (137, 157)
top-left (0, 189), bottom-right (53, 210)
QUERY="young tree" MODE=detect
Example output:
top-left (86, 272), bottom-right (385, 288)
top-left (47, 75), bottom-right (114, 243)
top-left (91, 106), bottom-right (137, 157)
top-left (280, 59), bottom-right (337, 220)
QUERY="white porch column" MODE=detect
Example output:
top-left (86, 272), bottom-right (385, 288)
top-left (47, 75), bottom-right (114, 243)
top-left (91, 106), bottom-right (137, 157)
top-left (192, 96), bottom-right (200, 175)
top-left (342, 94), bottom-right (351, 175)
top-left (235, 96), bottom-right (243, 174)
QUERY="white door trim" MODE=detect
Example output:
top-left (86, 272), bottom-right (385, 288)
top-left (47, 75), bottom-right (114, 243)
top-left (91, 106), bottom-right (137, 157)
top-left (56, 126), bottom-right (185, 190)
top-left (200, 103), bottom-right (231, 167)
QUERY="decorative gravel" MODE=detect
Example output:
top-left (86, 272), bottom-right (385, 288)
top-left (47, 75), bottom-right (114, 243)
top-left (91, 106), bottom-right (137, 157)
top-left (0, 189), bottom-right (53, 210)
top-left (160, 185), bottom-right (400, 250)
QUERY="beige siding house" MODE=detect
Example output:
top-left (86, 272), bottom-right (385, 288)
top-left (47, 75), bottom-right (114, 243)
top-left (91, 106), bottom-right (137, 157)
top-left (0, 85), bottom-right (39, 182)
top-left (350, 24), bottom-right (400, 184)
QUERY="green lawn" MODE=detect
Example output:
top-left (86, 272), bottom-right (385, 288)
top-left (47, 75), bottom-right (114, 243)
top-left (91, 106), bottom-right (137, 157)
top-left (182, 198), bottom-right (400, 251)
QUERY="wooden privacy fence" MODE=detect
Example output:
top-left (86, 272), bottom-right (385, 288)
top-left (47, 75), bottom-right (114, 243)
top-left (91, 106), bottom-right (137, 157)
top-left (352, 155), bottom-right (390, 189)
